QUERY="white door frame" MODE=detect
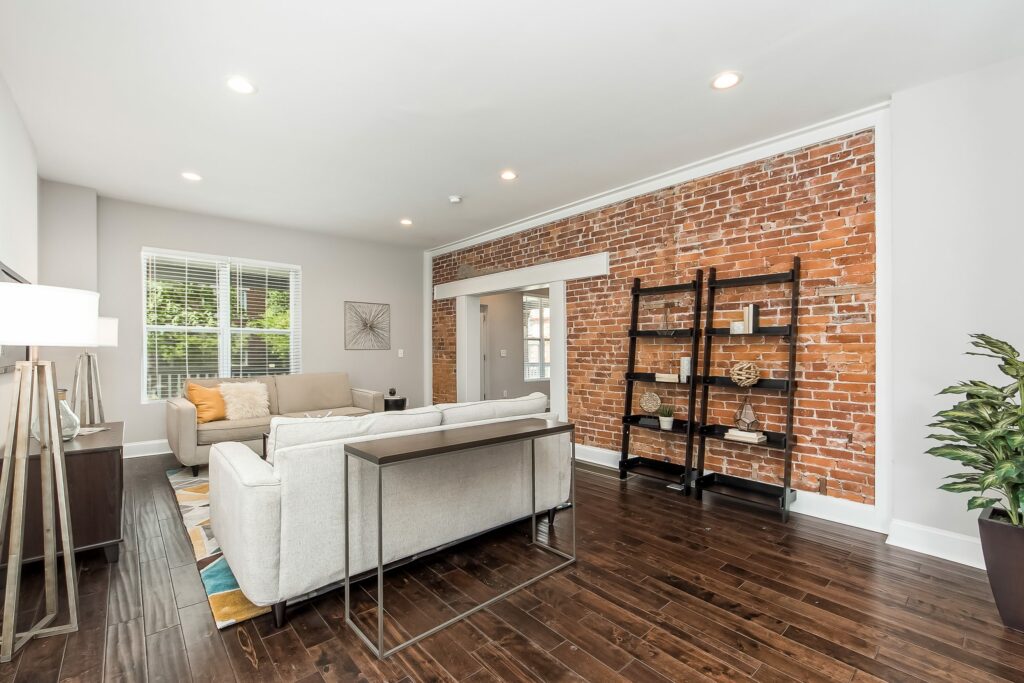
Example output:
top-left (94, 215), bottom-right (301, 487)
top-left (434, 253), bottom-right (609, 421)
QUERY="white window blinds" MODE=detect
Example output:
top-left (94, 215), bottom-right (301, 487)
top-left (522, 294), bottom-right (551, 381)
top-left (142, 248), bottom-right (302, 401)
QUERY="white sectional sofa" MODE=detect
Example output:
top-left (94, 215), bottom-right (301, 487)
top-left (208, 393), bottom-right (571, 626)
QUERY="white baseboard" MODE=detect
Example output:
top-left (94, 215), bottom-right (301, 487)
top-left (885, 519), bottom-right (985, 569)
top-left (575, 444), bottom-right (620, 469)
top-left (790, 490), bottom-right (888, 533)
top-left (124, 439), bottom-right (171, 458)
top-left (573, 443), bottom-right (888, 532)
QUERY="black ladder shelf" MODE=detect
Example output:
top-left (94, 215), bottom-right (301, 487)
top-left (619, 270), bottom-right (704, 493)
top-left (694, 256), bottom-right (801, 521)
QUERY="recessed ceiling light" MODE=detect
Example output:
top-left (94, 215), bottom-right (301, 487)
top-left (400, 218), bottom-right (413, 226)
top-left (500, 170), bottom-right (518, 181)
top-left (711, 71), bottom-right (742, 90)
top-left (181, 171), bottom-right (202, 182)
top-left (226, 75), bottom-right (257, 95)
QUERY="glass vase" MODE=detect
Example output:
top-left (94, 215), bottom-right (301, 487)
top-left (31, 389), bottom-right (81, 442)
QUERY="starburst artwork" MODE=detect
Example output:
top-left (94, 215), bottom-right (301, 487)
top-left (344, 301), bottom-right (391, 350)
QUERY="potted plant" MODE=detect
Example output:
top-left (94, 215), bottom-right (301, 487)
top-left (928, 334), bottom-right (1024, 631)
top-left (657, 405), bottom-right (674, 431)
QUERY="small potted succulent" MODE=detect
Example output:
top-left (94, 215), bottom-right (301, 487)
top-left (928, 334), bottom-right (1024, 631)
top-left (657, 405), bottom-right (674, 431)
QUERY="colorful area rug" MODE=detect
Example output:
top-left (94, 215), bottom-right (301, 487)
top-left (166, 467), bottom-right (270, 629)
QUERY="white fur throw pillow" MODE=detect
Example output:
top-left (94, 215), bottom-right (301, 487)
top-left (219, 382), bottom-right (270, 420)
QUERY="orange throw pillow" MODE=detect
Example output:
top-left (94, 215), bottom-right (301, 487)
top-left (186, 382), bottom-right (226, 424)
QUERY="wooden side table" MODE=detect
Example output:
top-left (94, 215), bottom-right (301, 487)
top-left (4, 422), bottom-right (125, 564)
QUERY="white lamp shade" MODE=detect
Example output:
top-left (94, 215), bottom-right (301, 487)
top-left (97, 317), bottom-right (119, 348)
top-left (0, 283), bottom-right (99, 347)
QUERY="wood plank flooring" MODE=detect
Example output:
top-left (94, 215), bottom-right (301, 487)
top-left (0, 453), bottom-right (1021, 682)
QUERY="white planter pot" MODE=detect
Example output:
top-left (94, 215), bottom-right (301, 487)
top-left (659, 416), bottom-right (674, 430)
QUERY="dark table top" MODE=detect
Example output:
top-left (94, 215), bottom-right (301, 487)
top-left (344, 418), bottom-right (573, 466)
top-left (26, 422), bottom-right (125, 457)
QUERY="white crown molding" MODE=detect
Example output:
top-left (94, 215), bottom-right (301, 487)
top-left (886, 519), bottom-right (985, 569)
top-left (426, 101), bottom-right (890, 257)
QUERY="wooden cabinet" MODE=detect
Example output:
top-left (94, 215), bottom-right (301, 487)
top-left (3, 422), bottom-right (124, 564)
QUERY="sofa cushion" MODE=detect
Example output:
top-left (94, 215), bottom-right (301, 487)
top-left (267, 407), bottom-right (442, 461)
top-left (185, 382), bottom-right (226, 424)
top-left (280, 406), bottom-right (369, 419)
top-left (185, 376), bottom-right (279, 416)
top-left (275, 372), bottom-right (352, 414)
top-left (219, 381), bottom-right (271, 420)
top-left (436, 392), bottom-right (549, 425)
top-left (197, 415), bottom-right (273, 445)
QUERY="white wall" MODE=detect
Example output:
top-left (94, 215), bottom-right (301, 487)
top-left (888, 55), bottom-right (1024, 566)
top-left (0, 71), bottom-right (37, 451)
top-left (92, 198), bottom-right (424, 445)
top-left (37, 180), bottom-right (99, 390)
top-left (480, 290), bottom-right (549, 401)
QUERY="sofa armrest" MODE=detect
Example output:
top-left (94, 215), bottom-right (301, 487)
top-left (352, 388), bottom-right (384, 413)
top-left (209, 442), bottom-right (282, 605)
top-left (166, 397), bottom-right (199, 466)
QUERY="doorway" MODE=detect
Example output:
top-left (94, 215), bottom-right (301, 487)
top-left (478, 288), bottom-right (550, 406)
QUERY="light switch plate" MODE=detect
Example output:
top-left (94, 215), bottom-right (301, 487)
top-left (397, 349), bottom-right (404, 358)
top-left (500, 349), bottom-right (508, 358)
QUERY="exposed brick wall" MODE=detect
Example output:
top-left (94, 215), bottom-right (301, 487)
top-left (432, 130), bottom-right (876, 503)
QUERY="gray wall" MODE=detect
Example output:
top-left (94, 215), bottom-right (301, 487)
top-left (480, 290), bottom-right (549, 401)
top-left (34, 191), bottom-right (425, 445)
top-left (0, 72), bottom-right (37, 451)
top-left (891, 55), bottom-right (1024, 540)
top-left (38, 180), bottom-right (99, 390)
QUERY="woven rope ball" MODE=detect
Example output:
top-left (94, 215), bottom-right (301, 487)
top-left (638, 391), bottom-right (661, 413)
top-left (729, 361), bottom-right (760, 387)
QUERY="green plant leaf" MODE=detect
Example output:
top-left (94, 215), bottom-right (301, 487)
top-left (939, 482), bottom-right (981, 494)
top-left (970, 334), bottom-right (1020, 359)
top-left (967, 496), bottom-right (1001, 510)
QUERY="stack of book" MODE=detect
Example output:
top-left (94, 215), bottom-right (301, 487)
top-left (654, 372), bottom-right (678, 383)
top-left (724, 428), bottom-right (767, 444)
top-left (728, 304), bottom-right (760, 334)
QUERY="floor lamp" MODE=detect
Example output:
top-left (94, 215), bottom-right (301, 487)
top-left (0, 283), bottom-right (98, 662)
top-left (70, 317), bottom-right (118, 425)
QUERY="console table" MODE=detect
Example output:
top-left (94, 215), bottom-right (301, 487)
top-left (343, 418), bottom-right (576, 659)
top-left (2, 422), bottom-right (124, 564)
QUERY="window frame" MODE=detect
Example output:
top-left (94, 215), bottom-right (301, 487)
top-left (522, 294), bottom-right (551, 382)
top-left (140, 247), bottom-right (302, 403)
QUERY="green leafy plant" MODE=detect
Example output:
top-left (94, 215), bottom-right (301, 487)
top-left (927, 334), bottom-right (1024, 527)
top-left (656, 405), bottom-right (673, 418)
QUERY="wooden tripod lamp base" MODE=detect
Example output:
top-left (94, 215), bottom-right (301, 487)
top-left (0, 281), bottom-right (100, 663)
top-left (0, 359), bottom-right (80, 662)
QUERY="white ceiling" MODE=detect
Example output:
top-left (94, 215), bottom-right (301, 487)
top-left (2, 1), bottom-right (1023, 249)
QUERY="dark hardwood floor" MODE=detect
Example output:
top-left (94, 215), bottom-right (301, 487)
top-left (1, 452), bottom-right (1022, 682)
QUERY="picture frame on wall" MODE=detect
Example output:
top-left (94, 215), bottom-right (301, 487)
top-left (344, 301), bottom-right (391, 350)
top-left (0, 260), bottom-right (29, 375)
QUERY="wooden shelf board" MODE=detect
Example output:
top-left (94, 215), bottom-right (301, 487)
top-left (701, 424), bottom-right (789, 450)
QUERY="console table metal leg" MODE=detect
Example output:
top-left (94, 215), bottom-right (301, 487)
top-left (377, 462), bottom-right (384, 657)
top-left (530, 439), bottom-right (537, 544)
top-left (343, 452), bottom-right (350, 636)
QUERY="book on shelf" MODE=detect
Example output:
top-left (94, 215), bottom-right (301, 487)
top-left (654, 372), bottom-right (678, 383)
top-left (724, 428), bottom-right (767, 444)
top-left (743, 304), bottom-right (760, 334)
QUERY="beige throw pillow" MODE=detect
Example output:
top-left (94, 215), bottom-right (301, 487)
top-left (219, 381), bottom-right (271, 420)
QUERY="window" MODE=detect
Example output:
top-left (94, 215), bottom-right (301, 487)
top-left (142, 248), bottom-right (302, 401)
top-left (523, 294), bottom-right (550, 381)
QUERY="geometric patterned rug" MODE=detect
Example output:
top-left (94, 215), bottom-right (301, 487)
top-left (166, 467), bottom-right (271, 629)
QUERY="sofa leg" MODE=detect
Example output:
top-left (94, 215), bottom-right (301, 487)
top-left (272, 601), bottom-right (287, 628)
top-left (548, 508), bottom-right (557, 526)
top-left (191, 465), bottom-right (200, 477)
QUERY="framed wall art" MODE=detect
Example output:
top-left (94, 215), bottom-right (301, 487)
top-left (344, 301), bottom-right (390, 350)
